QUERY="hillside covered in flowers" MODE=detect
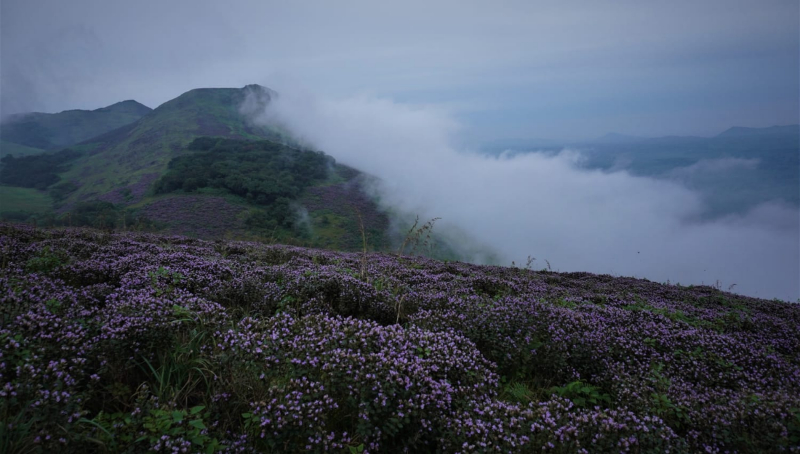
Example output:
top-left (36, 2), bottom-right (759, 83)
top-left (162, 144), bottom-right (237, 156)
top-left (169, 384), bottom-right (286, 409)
top-left (1, 223), bottom-right (798, 453)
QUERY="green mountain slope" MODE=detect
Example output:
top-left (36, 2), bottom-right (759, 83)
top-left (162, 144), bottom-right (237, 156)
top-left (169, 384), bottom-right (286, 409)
top-left (0, 100), bottom-right (152, 150)
top-left (128, 137), bottom-right (391, 250)
top-left (0, 84), bottom-right (397, 253)
top-left (56, 85), bottom-right (282, 206)
top-left (0, 140), bottom-right (47, 159)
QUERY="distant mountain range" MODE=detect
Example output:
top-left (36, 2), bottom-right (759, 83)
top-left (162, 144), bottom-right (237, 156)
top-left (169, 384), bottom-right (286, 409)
top-left (482, 125), bottom-right (799, 152)
top-left (590, 132), bottom-right (646, 144)
top-left (481, 124), bottom-right (799, 219)
top-left (1, 100), bottom-right (152, 153)
top-left (716, 124), bottom-right (799, 138)
top-left (593, 125), bottom-right (799, 143)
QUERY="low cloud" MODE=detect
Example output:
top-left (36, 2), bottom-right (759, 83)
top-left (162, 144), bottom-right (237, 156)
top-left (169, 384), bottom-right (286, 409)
top-left (668, 157), bottom-right (760, 177)
top-left (247, 88), bottom-right (800, 301)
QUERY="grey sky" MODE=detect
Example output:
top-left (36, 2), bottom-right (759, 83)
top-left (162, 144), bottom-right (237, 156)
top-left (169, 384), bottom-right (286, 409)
top-left (2, 0), bottom-right (798, 140)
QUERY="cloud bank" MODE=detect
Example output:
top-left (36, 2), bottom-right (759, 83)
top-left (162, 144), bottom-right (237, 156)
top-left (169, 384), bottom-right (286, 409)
top-left (248, 89), bottom-right (800, 301)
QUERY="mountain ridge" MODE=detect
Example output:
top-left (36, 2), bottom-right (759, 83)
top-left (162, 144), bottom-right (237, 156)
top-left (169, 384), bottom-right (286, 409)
top-left (481, 125), bottom-right (800, 151)
top-left (93, 100), bottom-right (152, 116)
top-left (716, 124), bottom-right (799, 138)
top-left (591, 132), bottom-right (645, 144)
top-left (0, 84), bottom-right (400, 254)
top-left (0, 100), bottom-right (152, 150)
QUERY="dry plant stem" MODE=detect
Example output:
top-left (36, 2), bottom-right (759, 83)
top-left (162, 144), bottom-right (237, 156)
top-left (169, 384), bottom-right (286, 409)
top-left (409, 217), bottom-right (441, 256)
top-left (355, 208), bottom-right (368, 280)
top-left (395, 294), bottom-right (407, 324)
top-left (397, 216), bottom-right (420, 256)
top-left (396, 215), bottom-right (442, 258)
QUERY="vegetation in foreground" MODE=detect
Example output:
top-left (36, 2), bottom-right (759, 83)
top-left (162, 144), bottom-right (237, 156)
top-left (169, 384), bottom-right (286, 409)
top-left (1, 223), bottom-right (799, 453)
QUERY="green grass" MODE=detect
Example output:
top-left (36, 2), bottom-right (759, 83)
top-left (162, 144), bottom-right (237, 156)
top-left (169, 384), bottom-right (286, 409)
top-left (309, 210), bottom-right (355, 249)
top-left (0, 141), bottom-right (47, 159)
top-left (0, 186), bottom-right (52, 213)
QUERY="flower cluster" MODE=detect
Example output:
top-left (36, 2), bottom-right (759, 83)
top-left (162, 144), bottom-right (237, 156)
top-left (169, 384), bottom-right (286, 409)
top-left (1, 222), bottom-right (798, 452)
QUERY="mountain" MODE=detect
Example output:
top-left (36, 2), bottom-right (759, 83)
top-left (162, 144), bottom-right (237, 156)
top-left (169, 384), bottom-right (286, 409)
top-left (0, 84), bottom-right (398, 253)
top-left (0, 100), bottom-right (152, 151)
top-left (0, 140), bottom-right (47, 159)
top-left (53, 84), bottom-right (283, 206)
top-left (478, 124), bottom-right (799, 220)
top-left (716, 124), bottom-right (799, 138)
top-left (572, 126), bottom-right (800, 218)
top-left (480, 137), bottom-right (561, 154)
top-left (589, 132), bottom-right (646, 144)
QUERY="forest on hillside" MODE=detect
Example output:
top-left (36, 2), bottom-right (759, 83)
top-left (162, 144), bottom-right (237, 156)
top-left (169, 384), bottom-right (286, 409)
top-left (153, 137), bottom-right (331, 231)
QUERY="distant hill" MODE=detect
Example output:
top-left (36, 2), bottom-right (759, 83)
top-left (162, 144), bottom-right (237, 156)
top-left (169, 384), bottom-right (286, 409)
top-left (716, 124), bottom-right (799, 138)
top-left (480, 137), bottom-right (561, 154)
top-left (574, 125), bottom-right (800, 218)
top-left (484, 125), bottom-right (800, 150)
top-left (0, 140), bottom-right (47, 159)
top-left (479, 124), bottom-right (799, 219)
top-left (590, 132), bottom-right (646, 144)
top-left (0, 100), bottom-right (152, 151)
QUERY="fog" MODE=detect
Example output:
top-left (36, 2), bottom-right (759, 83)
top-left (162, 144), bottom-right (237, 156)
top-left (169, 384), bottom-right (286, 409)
top-left (247, 88), bottom-right (799, 301)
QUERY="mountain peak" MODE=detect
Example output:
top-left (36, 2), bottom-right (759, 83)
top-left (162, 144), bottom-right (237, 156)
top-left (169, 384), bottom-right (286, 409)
top-left (94, 100), bottom-right (151, 116)
top-left (243, 83), bottom-right (272, 92)
top-left (154, 84), bottom-right (276, 113)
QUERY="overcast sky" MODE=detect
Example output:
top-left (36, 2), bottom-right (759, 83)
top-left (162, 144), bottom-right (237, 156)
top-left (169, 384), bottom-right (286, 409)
top-left (2, 0), bottom-right (798, 141)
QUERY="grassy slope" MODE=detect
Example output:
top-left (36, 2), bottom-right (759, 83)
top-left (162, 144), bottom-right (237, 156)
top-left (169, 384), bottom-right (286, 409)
top-left (0, 186), bottom-right (52, 213)
top-left (0, 100), bottom-right (151, 150)
top-left (132, 163), bottom-right (391, 251)
top-left (298, 167), bottom-right (391, 251)
top-left (0, 140), bottom-right (47, 158)
top-left (58, 86), bottom-right (280, 206)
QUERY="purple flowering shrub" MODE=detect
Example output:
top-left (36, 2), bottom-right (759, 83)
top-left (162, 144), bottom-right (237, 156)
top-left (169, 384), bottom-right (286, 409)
top-left (1, 223), bottom-right (799, 453)
top-left (438, 397), bottom-right (684, 453)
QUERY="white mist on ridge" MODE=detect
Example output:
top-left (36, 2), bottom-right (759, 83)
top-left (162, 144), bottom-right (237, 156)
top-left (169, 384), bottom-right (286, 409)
top-left (245, 88), bottom-right (800, 301)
